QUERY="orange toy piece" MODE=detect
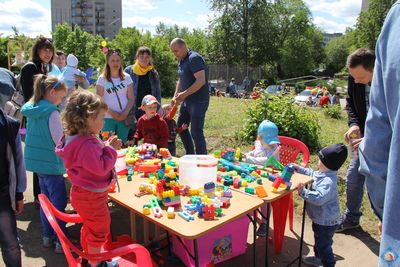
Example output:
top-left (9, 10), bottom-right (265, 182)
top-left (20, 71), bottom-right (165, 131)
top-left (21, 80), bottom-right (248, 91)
top-left (167, 105), bottom-right (178, 120)
top-left (255, 186), bottom-right (268, 198)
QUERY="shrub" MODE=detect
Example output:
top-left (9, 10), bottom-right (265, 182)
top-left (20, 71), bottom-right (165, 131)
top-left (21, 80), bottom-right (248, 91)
top-left (323, 104), bottom-right (342, 119)
top-left (239, 93), bottom-right (320, 152)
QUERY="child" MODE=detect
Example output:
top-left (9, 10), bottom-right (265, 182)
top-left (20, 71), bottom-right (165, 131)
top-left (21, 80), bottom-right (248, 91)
top-left (134, 95), bottom-right (169, 148)
top-left (296, 144), bottom-right (347, 267)
top-left (0, 93), bottom-right (27, 267)
top-left (55, 90), bottom-right (122, 267)
top-left (159, 104), bottom-right (188, 156)
top-left (21, 74), bottom-right (67, 254)
top-left (63, 54), bottom-right (87, 90)
top-left (244, 120), bottom-right (280, 236)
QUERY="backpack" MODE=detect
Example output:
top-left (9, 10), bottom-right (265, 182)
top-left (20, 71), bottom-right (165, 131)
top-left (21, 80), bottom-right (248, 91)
top-left (4, 74), bottom-right (25, 125)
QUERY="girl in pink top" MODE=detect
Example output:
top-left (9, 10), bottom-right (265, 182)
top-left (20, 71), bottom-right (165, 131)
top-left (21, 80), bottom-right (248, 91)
top-left (56, 90), bottom-right (121, 267)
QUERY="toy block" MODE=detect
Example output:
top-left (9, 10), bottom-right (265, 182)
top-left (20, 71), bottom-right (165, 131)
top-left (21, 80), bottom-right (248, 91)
top-left (202, 205), bottom-right (217, 220)
top-left (255, 186), bottom-right (268, 198)
top-left (178, 211), bottom-right (194, 222)
top-left (257, 179), bottom-right (263, 185)
top-left (245, 187), bottom-right (255, 195)
top-left (167, 207), bottom-right (175, 219)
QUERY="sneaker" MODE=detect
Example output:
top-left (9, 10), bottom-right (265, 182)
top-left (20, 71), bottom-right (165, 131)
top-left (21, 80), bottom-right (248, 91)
top-left (42, 237), bottom-right (54, 248)
top-left (256, 223), bottom-right (268, 237)
top-left (54, 242), bottom-right (64, 254)
top-left (88, 261), bottom-right (119, 267)
top-left (302, 255), bottom-right (323, 267)
top-left (336, 219), bottom-right (360, 233)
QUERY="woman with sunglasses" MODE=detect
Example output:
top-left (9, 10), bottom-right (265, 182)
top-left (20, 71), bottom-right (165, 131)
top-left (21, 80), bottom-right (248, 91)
top-left (20, 37), bottom-right (57, 208)
top-left (125, 46), bottom-right (161, 120)
top-left (96, 49), bottom-right (134, 143)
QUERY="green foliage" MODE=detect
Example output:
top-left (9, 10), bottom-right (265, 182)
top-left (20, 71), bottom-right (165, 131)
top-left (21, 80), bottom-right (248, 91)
top-left (355, 0), bottom-right (396, 49)
top-left (239, 93), bottom-right (320, 151)
top-left (0, 37), bottom-right (8, 68)
top-left (52, 23), bottom-right (104, 71)
top-left (323, 105), bottom-right (342, 120)
top-left (208, 0), bottom-right (325, 78)
top-left (324, 36), bottom-right (350, 76)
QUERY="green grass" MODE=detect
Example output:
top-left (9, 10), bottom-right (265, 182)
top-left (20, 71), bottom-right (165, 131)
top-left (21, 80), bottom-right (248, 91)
top-left (165, 96), bottom-right (379, 238)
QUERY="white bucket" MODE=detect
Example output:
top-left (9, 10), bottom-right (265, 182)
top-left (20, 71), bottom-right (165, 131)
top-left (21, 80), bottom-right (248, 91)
top-left (179, 155), bottom-right (218, 189)
top-left (115, 149), bottom-right (127, 175)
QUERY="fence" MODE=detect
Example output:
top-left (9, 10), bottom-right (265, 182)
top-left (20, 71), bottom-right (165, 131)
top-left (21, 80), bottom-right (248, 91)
top-left (208, 64), bottom-right (264, 91)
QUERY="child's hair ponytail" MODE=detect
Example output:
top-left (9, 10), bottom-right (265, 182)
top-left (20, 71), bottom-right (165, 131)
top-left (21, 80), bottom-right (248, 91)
top-left (31, 74), bottom-right (66, 104)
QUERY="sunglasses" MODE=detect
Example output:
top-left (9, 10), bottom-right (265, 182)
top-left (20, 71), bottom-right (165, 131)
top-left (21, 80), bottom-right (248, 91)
top-left (107, 49), bottom-right (121, 56)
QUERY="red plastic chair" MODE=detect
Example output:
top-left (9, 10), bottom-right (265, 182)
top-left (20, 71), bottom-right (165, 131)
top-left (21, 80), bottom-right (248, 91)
top-left (270, 136), bottom-right (310, 253)
top-left (38, 194), bottom-right (155, 267)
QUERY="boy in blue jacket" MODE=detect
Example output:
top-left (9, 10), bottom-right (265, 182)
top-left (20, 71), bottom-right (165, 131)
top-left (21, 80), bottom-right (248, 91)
top-left (296, 144), bottom-right (347, 267)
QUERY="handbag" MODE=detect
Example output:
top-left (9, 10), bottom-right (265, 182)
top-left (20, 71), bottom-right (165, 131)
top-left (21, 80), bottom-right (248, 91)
top-left (110, 79), bottom-right (136, 128)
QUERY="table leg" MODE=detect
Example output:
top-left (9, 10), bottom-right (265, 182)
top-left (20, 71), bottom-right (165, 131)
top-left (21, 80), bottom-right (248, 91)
top-left (144, 217), bottom-right (150, 245)
top-left (194, 239), bottom-right (199, 267)
top-left (298, 194), bottom-right (307, 266)
top-left (253, 210), bottom-right (257, 267)
top-left (265, 204), bottom-right (270, 267)
top-left (166, 231), bottom-right (172, 256)
top-left (130, 211), bottom-right (137, 241)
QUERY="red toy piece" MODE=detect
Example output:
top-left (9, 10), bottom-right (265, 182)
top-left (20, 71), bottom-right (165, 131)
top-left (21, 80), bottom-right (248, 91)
top-left (202, 205), bottom-right (216, 220)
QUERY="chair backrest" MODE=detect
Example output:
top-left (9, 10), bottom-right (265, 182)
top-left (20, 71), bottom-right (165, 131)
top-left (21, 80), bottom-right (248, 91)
top-left (278, 136), bottom-right (310, 167)
top-left (38, 194), bottom-right (86, 266)
top-left (39, 194), bottom-right (154, 267)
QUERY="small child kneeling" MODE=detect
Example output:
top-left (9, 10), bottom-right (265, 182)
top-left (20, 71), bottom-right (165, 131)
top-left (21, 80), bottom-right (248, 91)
top-left (295, 144), bottom-right (347, 267)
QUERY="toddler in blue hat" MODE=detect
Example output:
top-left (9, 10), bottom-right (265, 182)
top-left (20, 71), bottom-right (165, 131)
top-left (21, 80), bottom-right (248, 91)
top-left (244, 120), bottom-right (280, 236)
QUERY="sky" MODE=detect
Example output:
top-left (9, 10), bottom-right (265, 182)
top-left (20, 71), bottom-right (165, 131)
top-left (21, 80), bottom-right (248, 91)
top-left (0, 0), bottom-right (363, 37)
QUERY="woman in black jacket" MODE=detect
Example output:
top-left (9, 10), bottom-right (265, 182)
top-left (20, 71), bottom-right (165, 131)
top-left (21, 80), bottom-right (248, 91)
top-left (20, 37), bottom-right (55, 206)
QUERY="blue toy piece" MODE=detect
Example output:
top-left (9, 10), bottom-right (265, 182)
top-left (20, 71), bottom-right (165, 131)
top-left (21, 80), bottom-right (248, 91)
top-left (178, 211), bottom-right (194, 222)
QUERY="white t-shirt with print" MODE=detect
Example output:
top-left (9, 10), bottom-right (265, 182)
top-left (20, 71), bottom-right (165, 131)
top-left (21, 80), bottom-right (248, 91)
top-left (97, 73), bottom-right (133, 118)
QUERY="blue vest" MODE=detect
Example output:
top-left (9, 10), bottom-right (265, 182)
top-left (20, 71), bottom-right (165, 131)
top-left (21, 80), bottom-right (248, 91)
top-left (22, 100), bottom-right (65, 175)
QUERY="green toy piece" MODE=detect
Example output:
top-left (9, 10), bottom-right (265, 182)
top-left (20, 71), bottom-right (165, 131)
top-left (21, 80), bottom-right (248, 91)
top-left (257, 179), bottom-right (263, 185)
top-left (263, 156), bottom-right (284, 171)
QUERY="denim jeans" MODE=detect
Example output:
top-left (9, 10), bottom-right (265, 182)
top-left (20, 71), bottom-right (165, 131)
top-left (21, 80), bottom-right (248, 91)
top-left (38, 174), bottom-right (67, 240)
top-left (312, 223), bottom-right (337, 267)
top-left (177, 100), bottom-right (209, 155)
top-left (344, 158), bottom-right (365, 224)
top-left (0, 189), bottom-right (21, 267)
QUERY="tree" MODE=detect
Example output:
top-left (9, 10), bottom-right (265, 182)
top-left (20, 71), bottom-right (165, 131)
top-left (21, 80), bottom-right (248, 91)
top-left (355, 0), bottom-right (396, 49)
top-left (52, 23), bottom-right (102, 70)
top-left (0, 37), bottom-right (8, 68)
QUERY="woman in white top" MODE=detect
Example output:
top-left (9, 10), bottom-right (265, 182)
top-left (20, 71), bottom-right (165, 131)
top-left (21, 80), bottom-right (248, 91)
top-left (96, 49), bottom-right (134, 143)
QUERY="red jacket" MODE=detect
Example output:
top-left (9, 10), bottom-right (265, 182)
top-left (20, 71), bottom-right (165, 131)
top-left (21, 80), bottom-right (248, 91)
top-left (319, 96), bottom-right (330, 107)
top-left (134, 114), bottom-right (169, 148)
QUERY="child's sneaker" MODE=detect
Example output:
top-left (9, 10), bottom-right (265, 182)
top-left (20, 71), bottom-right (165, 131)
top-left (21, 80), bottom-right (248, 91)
top-left (302, 255), bottom-right (322, 267)
top-left (88, 261), bottom-right (119, 267)
top-left (256, 223), bottom-right (268, 237)
top-left (54, 242), bottom-right (64, 254)
top-left (42, 237), bottom-right (53, 248)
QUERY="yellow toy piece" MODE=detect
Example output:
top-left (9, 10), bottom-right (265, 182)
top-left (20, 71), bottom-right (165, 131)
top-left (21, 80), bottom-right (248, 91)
top-left (167, 207), bottom-right (175, 219)
top-left (143, 207), bottom-right (151, 215)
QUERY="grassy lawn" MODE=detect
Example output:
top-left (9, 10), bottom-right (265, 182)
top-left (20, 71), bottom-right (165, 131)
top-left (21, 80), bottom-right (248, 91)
top-left (167, 95), bottom-right (379, 238)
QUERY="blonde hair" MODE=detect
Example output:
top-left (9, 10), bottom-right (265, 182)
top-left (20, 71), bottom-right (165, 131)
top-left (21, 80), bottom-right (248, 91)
top-left (159, 104), bottom-right (171, 119)
top-left (62, 90), bottom-right (108, 135)
top-left (30, 74), bottom-right (66, 104)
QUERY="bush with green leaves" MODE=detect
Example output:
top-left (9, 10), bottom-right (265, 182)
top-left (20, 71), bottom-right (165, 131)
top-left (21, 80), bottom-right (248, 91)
top-left (239, 93), bottom-right (320, 152)
top-left (323, 104), bottom-right (342, 120)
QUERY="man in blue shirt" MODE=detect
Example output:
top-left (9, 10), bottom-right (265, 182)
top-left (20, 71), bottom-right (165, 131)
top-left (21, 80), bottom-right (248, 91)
top-left (359, 2), bottom-right (400, 265)
top-left (170, 38), bottom-right (209, 154)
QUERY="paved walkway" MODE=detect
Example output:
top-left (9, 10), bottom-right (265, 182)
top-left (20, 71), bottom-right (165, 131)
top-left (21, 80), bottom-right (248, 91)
top-left (3, 172), bottom-right (379, 267)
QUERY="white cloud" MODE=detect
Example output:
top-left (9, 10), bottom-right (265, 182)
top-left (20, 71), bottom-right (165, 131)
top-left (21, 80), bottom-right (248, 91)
top-left (0, 0), bottom-right (51, 37)
top-left (176, 0), bottom-right (183, 3)
top-left (304, 0), bottom-right (361, 32)
top-left (123, 16), bottom-right (197, 33)
top-left (313, 16), bottom-right (350, 33)
top-left (122, 0), bottom-right (159, 12)
top-left (185, 10), bottom-right (193, 15)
